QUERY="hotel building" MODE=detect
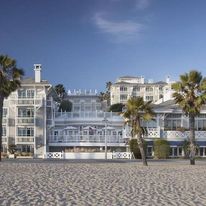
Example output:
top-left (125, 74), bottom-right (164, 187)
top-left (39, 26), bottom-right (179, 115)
top-left (110, 76), bottom-right (174, 105)
top-left (2, 67), bottom-right (206, 158)
top-left (2, 64), bottom-right (58, 158)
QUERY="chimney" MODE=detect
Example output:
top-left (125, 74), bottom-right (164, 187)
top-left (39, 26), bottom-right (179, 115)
top-left (166, 76), bottom-right (170, 84)
top-left (34, 64), bottom-right (41, 83)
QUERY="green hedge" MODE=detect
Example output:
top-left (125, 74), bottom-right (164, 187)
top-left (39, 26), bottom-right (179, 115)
top-left (154, 139), bottom-right (170, 159)
top-left (129, 139), bottom-right (147, 159)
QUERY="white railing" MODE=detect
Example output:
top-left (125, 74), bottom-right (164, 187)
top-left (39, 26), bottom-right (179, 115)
top-left (46, 152), bottom-right (133, 159)
top-left (112, 152), bottom-right (134, 159)
top-left (55, 112), bottom-right (123, 120)
top-left (49, 134), bottom-right (124, 144)
top-left (9, 99), bottom-right (43, 105)
top-left (146, 128), bottom-right (160, 138)
top-left (47, 152), bottom-right (63, 159)
top-left (64, 152), bottom-right (113, 159)
top-left (163, 130), bottom-right (206, 139)
top-left (16, 137), bottom-right (34, 143)
top-left (17, 117), bottom-right (34, 124)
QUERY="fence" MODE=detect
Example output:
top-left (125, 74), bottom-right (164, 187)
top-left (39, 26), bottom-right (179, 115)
top-left (46, 152), bottom-right (134, 160)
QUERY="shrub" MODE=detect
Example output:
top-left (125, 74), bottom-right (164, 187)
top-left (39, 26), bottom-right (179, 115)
top-left (182, 140), bottom-right (190, 159)
top-left (129, 139), bottom-right (147, 159)
top-left (154, 139), bottom-right (170, 159)
top-left (108, 103), bottom-right (124, 112)
top-left (8, 144), bottom-right (17, 154)
top-left (182, 139), bottom-right (199, 158)
top-left (1, 153), bottom-right (8, 158)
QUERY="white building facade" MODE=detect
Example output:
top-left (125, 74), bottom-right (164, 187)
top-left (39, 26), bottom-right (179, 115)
top-left (2, 64), bottom-right (58, 158)
top-left (47, 90), bottom-right (128, 155)
top-left (2, 69), bottom-right (206, 159)
top-left (142, 100), bottom-right (206, 157)
top-left (110, 76), bottom-right (174, 105)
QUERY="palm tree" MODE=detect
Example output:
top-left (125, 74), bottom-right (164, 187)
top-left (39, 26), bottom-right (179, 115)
top-left (99, 81), bottom-right (112, 106)
top-left (172, 70), bottom-right (206, 165)
top-left (122, 97), bottom-right (154, 166)
top-left (0, 55), bottom-right (24, 161)
top-left (54, 84), bottom-right (66, 100)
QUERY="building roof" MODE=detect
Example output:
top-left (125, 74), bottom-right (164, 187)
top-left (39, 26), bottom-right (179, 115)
top-left (118, 76), bottom-right (143, 79)
top-left (21, 78), bottom-right (49, 85)
top-left (113, 81), bottom-right (167, 86)
top-left (152, 100), bottom-right (180, 112)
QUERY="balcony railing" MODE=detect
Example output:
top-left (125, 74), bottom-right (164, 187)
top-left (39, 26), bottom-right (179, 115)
top-left (55, 112), bottom-right (123, 121)
top-left (16, 137), bottom-right (34, 143)
top-left (49, 134), bottom-right (125, 144)
top-left (17, 117), bottom-right (34, 124)
top-left (9, 99), bottom-right (43, 105)
top-left (145, 128), bottom-right (160, 138)
top-left (163, 131), bottom-right (206, 139)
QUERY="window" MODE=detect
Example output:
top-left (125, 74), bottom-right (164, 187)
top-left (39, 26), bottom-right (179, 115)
top-left (2, 127), bottom-right (6, 136)
top-left (18, 90), bottom-right (26, 98)
top-left (85, 106), bottom-right (91, 111)
top-left (146, 87), bottom-right (153, 92)
top-left (166, 114), bottom-right (182, 118)
top-left (54, 131), bottom-right (58, 136)
top-left (18, 127), bottom-right (34, 136)
top-left (27, 90), bottom-right (34, 98)
top-left (18, 89), bottom-right (34, 98)
top-left (3, 108), bottom-right (7, 117)
top-left (133, 86), bottom-right (140, 92)
top-left (73, 106), bottom-right (80, 111)
top-left (18, 108), bottom-right (34, 117)
top-left (147, 147), bottom-right (153, 156)
top-left (146, 96), bottom-right (153, 101)
top-left (120, 94), bottom-right (127, 101)
top-left (120, 86), bottom-right (127, 92)
top-left (164, 119), bottom-right (181, 130)
top-left (195, 120), bottom-right (206, 130)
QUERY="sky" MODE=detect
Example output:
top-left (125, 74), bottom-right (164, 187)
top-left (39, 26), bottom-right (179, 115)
top-left (1, 0), bottom-right (206, 92)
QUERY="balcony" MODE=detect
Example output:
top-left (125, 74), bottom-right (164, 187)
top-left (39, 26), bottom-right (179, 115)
top-left (163, 130), bottom-right (206, 140)
top-left (48, 134), bottom-right (125, 146)
top-left (55, 112), bottom-right (123, 121)
top-left (145, 128), bottom-right (160, 138)
top-left (10, 99), bottom-right (43, 106)
top-left (17, 117), bottom-right (34, 124)
top-left (16, 137), bottom-right (34, 144)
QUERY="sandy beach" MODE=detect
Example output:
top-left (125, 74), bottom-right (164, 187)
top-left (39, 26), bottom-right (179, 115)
top-left (0, 159), bottom-right (206, 206)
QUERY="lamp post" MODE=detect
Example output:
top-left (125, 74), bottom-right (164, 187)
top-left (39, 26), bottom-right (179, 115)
top-left (102, 117), bottom-right (109, 159)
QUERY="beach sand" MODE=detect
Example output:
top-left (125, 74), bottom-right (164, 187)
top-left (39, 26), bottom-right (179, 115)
top-left (0, 159), bottom-right (206, 206)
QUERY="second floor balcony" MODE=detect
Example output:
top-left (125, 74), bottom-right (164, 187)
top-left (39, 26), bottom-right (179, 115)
top-left (48, 134), bottom-right (125, 145)
top-left (54, 111), bottom-right (124, 122)
top-left (16, 137), bottom-right (34, 144)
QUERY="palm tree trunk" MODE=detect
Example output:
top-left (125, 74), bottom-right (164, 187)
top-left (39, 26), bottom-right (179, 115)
top-left (136, 119), bottom-right (148, 166)
top-left (0, 95), bottom-right (4, 162)
top-left (137, 134), bottom-right (148, 166)
top-left (189, 115), bottom-right (196, 165)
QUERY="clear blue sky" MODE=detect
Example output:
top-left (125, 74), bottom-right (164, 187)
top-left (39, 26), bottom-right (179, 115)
top-left (1, 0), bottom-right (206, 92)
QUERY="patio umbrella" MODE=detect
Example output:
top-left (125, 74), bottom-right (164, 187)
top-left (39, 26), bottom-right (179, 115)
top-left (83, 126), bottom-right (96, 130)
top-left (64, 126), bottom-right (77, 130)
top-left (102, 126), bottom-right (115, 130)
